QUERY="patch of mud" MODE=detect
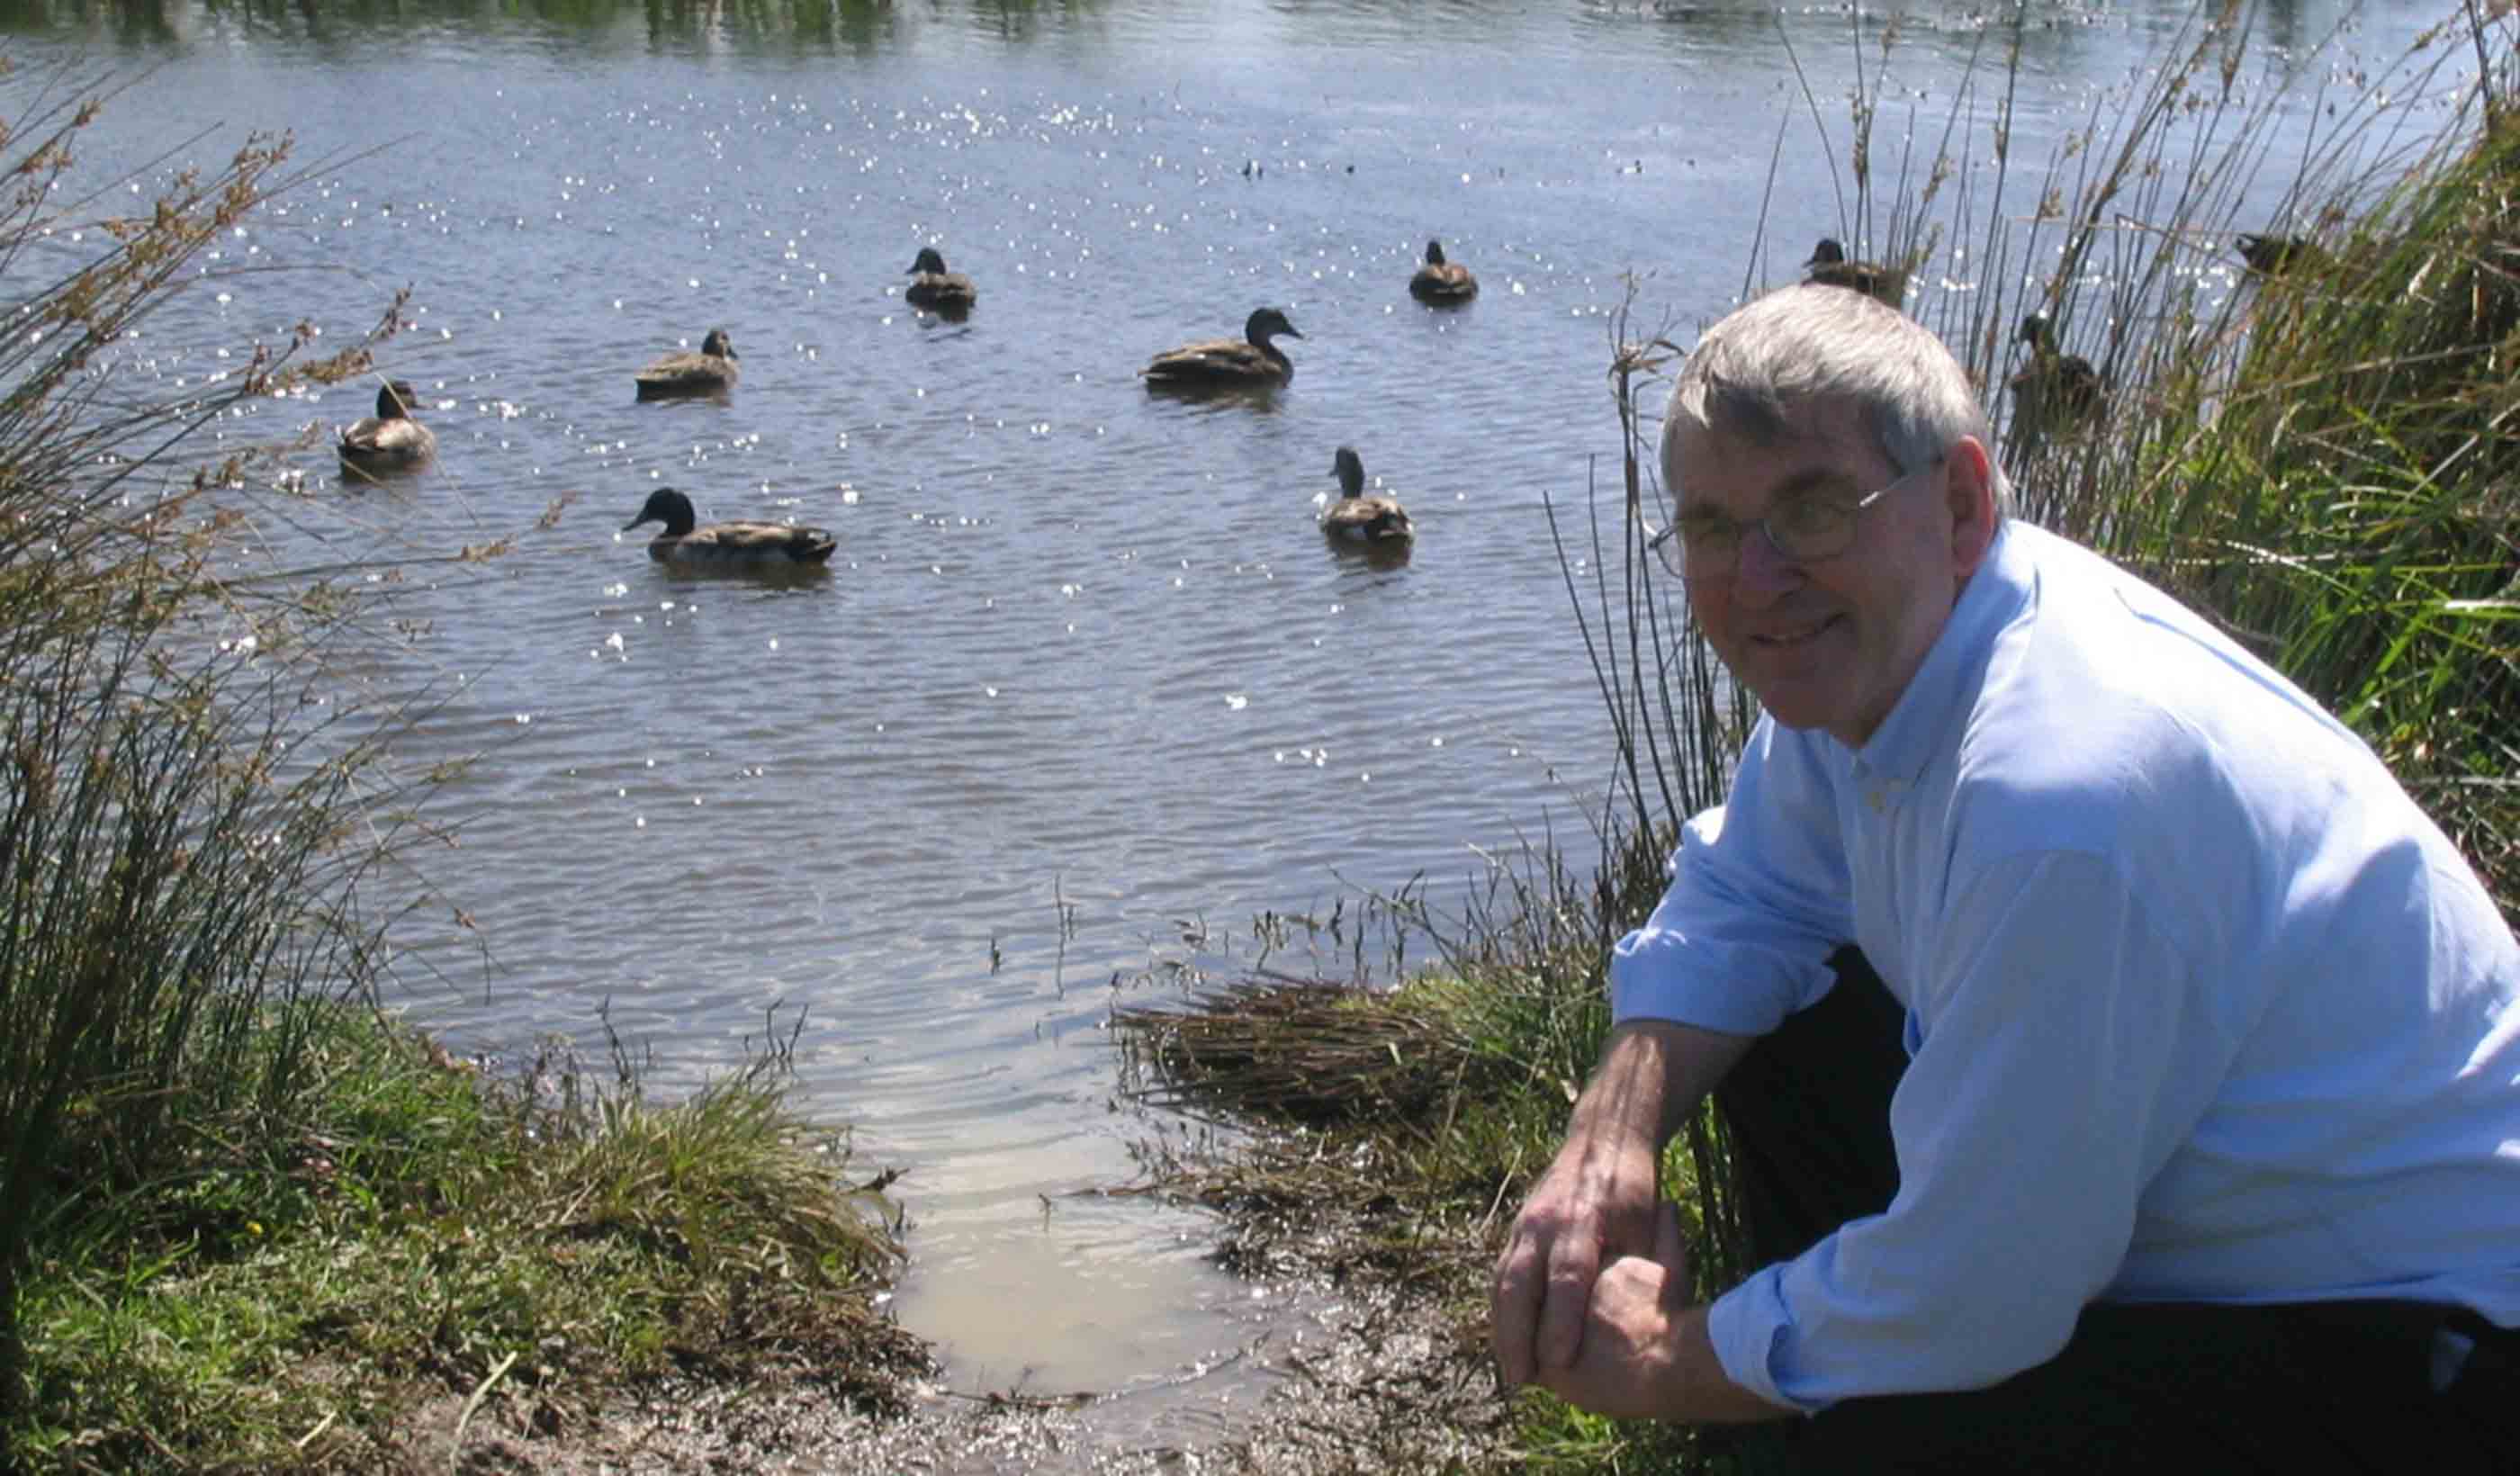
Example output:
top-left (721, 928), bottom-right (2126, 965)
top-left (404, 1237), bottom-right (1516, 1473)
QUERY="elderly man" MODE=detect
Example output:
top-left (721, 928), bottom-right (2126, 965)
top-left (1490, 284), bottom-right (2520, 1469)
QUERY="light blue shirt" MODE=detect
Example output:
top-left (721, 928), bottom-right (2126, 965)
top-left (1611, 520), bottom-right (2520, 1414)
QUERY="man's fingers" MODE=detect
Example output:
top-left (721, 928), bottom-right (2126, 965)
top-left (1490, 1217), bottom-right (1603, 1385)
top-left (1534, 1237), bottom-right (1600, 1372)
top-left (1491, 1234), bottom-right (1544, 1387)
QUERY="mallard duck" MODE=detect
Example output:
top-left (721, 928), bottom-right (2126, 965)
top-left (904, 248), bottom-right (976, 313)
top-left (338, 380), bottom-right (435, 478)
top-left (1143, 307), bottom-right (1302, 391)
top-left (2008, 312), bottom-right (2107, 436)
top-left (2236, 232), bottom-right (2326, 276)
top-left (1803, 238), bottom-right (1908, 310)
top-left (622, 487), bottom-right (836, 569)
top-left (1321, 446), bottom-right (1414, 544)
top-left (1408, 238), bottom-right (1478, 304)
top-left (634, 329), bottom-right (740, 400)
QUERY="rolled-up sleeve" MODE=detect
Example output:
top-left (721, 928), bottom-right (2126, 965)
top-left (1611, 720), bottom-right (1854, 1034)
top-left (1706, 850), bottom-right (2232, 1411)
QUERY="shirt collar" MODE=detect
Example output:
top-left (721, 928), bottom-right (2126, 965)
top-left (1851, 519), bottom-right (2034, 783)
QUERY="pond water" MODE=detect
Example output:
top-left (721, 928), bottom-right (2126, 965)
top-left (0, 0), bottom-right (2474, 1460)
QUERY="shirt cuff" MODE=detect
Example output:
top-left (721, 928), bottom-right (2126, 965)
top-left (1608, 926), bottom-right (1815, 1036)
top-left (1706, 1265), bottom-right (1829, 1416)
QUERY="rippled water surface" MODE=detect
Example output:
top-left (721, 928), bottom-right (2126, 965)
top-left (0, 0), bottom-right (2468, 1455)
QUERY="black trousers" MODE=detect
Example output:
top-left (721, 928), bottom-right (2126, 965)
top-left (1706, 946), bottom-right (2520, 1474)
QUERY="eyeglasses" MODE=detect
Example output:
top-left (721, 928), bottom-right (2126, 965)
top-left (1647, 456), bottom-right (1944, 579)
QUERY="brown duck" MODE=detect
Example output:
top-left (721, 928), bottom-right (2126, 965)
top-left (634, 329), bottom-right (740, 400)
top-left (905, 248), bottom-right (976, 313)
top-left (2008, 312), bottom-right (2107, 437)
top-left (1408, 238), bottom-right (1478, 304)
top-left (1803, 238), bottom-right (1909, 310)
top-left (2236, 232), bottom-right (2326, 276)
top-left (338, 380), bottom-right (436, 478)
top-left (1143, 307), bottom-right (1303, 390)
top-left (1320, 446), bottom-right (1414, 545)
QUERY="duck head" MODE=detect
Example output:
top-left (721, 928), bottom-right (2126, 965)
top-left (1245, 307), bottom-right (1302, 346)
top-left (377, 380), bottom-right (422, 419)
top-left (624, 486), bottom-right (698, 538)
top-left (1331, 446), bottom-right (1366, 500)
top-left (2018, 311), bottom-right (2058, 350)
top-left (1424, 239), bottom-right (1448, 266)
top-left (1805, 238), bottom-right (1850, 268)
top-left (699, 328), bottom-right (737, 359)
top-left (909, 247), bottom-right (949, 275)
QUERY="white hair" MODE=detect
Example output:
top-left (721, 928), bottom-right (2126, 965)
top-left (1663, 284), bottom-right (2013, 517)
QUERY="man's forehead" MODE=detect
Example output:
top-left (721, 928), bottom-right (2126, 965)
top-left (1672, 402), bottom-right (1876, 503)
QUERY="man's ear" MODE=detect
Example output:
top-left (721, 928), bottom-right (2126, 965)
top-left (1946, 436), bottom-right (1999, 578)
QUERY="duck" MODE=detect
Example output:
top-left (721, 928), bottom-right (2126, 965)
top-left (1408, 238), bottom-right (1478, 304)
top-left (1320, 446), bottom-right (1414, 545)
top-left (2008, 312), bottom-right (2107, 437)
top-left (621, 487), bottom-right (836, 569)
top-left (2236, 231), bottom-right (2326, 276)
top-left (1143, 307), bottom-right (1302, 391)
top-left (904, 248), bottom-right (976, 313)
top-left (634, 329), bottom-right (740, 400)
top-left (1803, 238), bottom-right (1909, 310)
top-left (338, 380), bottom-right (436, 478)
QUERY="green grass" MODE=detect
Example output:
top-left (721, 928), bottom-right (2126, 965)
top-left (11, 1005), bottom-right (919, 1472)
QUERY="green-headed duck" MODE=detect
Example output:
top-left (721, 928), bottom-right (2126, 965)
top-left (622, 487), bottom-right (836, 569)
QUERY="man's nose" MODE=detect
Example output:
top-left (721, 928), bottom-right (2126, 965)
top-left (1732, 527), bottom-right (1805, 600)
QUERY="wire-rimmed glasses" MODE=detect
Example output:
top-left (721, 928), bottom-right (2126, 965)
top-left (1647, 456), bottom-right (1944, 579)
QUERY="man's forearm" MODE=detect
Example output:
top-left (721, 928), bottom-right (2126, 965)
top-left (1577, 1018), bottom-right (1756, 1149)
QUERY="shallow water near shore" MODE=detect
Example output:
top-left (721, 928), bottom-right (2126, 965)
top-left (0, 0), bottom-right (2468, 1458)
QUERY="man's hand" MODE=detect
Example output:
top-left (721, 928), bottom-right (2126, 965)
top-left (1530, 1197), bottom-right (1693, 1418)
top-left (1535, 1199), bottom-right (1795, 1424)
top-left (1490, 1082), bottom-right (1667, 1387)
top-left (1492, 1020), bottom-right (1758, 1394)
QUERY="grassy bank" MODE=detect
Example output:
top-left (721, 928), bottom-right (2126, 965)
top-left (13, 1005), bottom-right (922, 1472)
top-left (1116, 4), bottom-right (2517, 1472)
top-left (0, 65), bottom-right (922, 1471)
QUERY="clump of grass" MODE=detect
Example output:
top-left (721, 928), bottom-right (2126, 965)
top-left (1118, 979), bottom-right (1490, 1130)
top-left (14, 1005), bottom-right (921, 1473)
